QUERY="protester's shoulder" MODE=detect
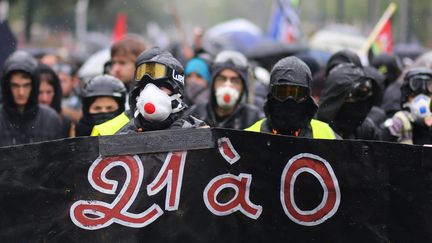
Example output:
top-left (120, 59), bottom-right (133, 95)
top-left (38, 105), bottom-right (61, 119)
top-left (174, 114), bottom-right (207, 129)
top-left (240, 103), bottom-right (264, 118)
top-left (116, 119), bottom-right (138, 134)
top-left (187, 103), bottom-right (207, 114)
top-left (242, 103), bottom-right (262, 113)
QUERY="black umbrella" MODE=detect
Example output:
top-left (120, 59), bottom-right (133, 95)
top-left (244, 39), bottom-right (305, 71)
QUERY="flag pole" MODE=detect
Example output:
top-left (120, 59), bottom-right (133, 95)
top-left (358, 2), bottom-right (397, 56)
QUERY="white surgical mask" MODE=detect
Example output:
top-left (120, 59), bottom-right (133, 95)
top-left (135, 83), bottom-right (183, 122)
top-left (215, 86), bottom-right (240, 109)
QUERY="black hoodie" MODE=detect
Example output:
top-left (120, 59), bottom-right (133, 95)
top-left (262, 56), bottom-right (322, 137)
top-left (317, 63), bottom-right (381, 140)
top-left (186, 57), bottom-right (262, 129)
top-left (325, 50), bottom-right (363, 76)
top-left (0, 52), bottom-right (63, 146)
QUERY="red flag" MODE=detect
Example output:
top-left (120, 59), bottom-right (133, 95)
top-left (373, 18), bottom-right (393, 54)
top-left (112, 12), bottom-right (127, 42)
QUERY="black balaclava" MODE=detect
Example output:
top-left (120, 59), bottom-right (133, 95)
top-left (264, 56), bottom-right (317, 135)
top-left (317, 63), bottom-right (378, 135)
top-left (131, 49), bottom-right (186, 131)
top-left (333, 98), bottom-right (373, 133)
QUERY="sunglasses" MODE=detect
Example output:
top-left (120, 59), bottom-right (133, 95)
top-left (271, 85), bottom-right (309, 103)
top-left (346, 79), bottom-right (374, 103)
top-left (408, 75), bottom-right (432, 94)
top-left (135, 62), bottom-right (184, 85)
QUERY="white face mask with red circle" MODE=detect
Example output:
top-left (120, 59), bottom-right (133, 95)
top-left (135, 83), bottom-right (183, 122)
top-left (215, 86), bottom-right (240, 109)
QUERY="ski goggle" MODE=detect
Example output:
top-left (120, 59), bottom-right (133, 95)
top-left (214, 51), bottom-right (248, 68)
top-left (135, 62), bottom-right (184, 85)
top-left (271, 84), bottom-right (309, 103)
top-left (346, 79), bottom-right (374, 103)
top-left (408, 75), bottom-right (432, 94)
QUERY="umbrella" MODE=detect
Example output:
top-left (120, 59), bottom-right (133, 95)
top-left (245, 38), bottom-right (305, 70)
top-left (203, 18), bottom-right (263, 55)
top-left (78, 48), bottom-right (110, 82)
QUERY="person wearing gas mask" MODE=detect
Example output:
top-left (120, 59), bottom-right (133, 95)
top-left (383, 68), bottom-right (432, 144)
top-left (117, 49), bottom-right (206, 133)
top-left (75, 75), bottom-right (129, 136)
top-left (316, 63), bottom-right (381, 140)
top-left (246, 56), bottom-right (337, 139)
top-left (186, 50), bottom-right (262, 129)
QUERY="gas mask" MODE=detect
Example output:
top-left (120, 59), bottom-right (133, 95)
top-left (135, 83), bottom-right (183, 122)
top-left (215, 86), bottom-right (240, 109)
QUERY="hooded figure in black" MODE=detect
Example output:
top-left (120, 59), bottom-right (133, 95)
top-left (325, 49), bottom-right (363, 76)
top-left (117, 49), bottom-right (205, 133)
top-left (186, 50), bottom-right (262, 129)
top-left (0, 51), bottom-right (63, 146)
top-left (246, 56), bottom-right (338, 139)
top-left (317, 63), bottom-right (381, 140)
top-left (371, 53), bottom-right (403, 88)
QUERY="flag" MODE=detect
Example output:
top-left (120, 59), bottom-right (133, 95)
top-left (112, 12), bottom-right (127, 42)
top-left (359, 2), bottom-right (397, 56)
top-left (371, 18), bottom-right (393, 54)
top-left (0, 20), bottom-right (16, 73)
top-left (267, 0), bottom-right (300, 43)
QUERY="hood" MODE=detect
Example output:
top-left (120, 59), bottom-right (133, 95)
top-left (363, 66), bottom-right (384, 105)
top-left (371, 53), bottom-right (402, 86)
top-left (1, 51), bottom-right (39, 114)
top-left (264, 56), bottom-right (318, 130)
top-left (317, 63), bottom-right (369, 123)
top-left (130, 50), bottom-right (185, 115)
top-left (268, 56), bottom-right (317, 111)
top-left (209, 61), bottom-right (249, 110)
top-left (325, 50), bottom-right (362, 76)
top-left (270, 56), bottom-right (313, 88)
top-left (36, 64), bottom-right (63, 113)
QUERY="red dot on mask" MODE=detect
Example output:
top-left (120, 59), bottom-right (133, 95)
top-left (223, 94), bottom-right (231, 103)
top-left (144, 103), bottom-right (156, 114)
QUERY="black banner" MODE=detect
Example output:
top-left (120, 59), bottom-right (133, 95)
top-left (0, 128), bottom-right (431, 242)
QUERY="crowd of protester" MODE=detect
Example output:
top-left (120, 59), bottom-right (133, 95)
top-left (0, 33), bottom-right (431, 147)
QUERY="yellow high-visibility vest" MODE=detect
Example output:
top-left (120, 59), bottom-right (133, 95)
top-left (90, 112), bottom-right (129, 136)
top-left (245, 118), bottom-right (336, 139)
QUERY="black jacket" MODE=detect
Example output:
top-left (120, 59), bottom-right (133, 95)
top-left (317, 63), bottom-right (381, 140)
top-left (117, 112), bottom-right (206, 134)
top-left (187, 102), bottom-right (262, 130)
top-left (0, 52), bottom-right (63, 147)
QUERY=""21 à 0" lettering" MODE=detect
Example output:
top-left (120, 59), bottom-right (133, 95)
top-left (70, 138), bottom-right (341, 230)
